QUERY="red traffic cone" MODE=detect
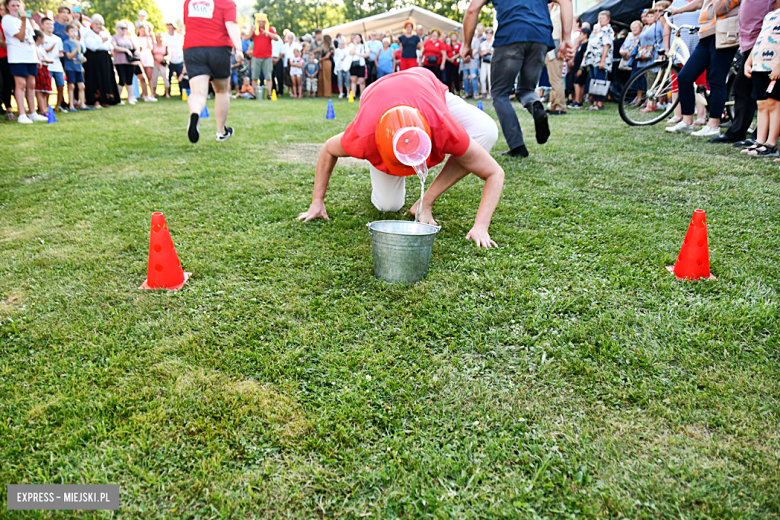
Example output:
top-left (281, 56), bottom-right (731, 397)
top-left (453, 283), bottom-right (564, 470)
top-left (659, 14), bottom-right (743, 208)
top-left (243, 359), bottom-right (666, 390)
top-left (140, 212), bottom-right (191, 290)
top-left (666, 209), bottom-right (716, 280)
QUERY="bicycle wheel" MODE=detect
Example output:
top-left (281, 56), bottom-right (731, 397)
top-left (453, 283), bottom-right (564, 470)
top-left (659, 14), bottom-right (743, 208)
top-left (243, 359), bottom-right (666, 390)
top-left (619, 62), bottom-right (681, 126)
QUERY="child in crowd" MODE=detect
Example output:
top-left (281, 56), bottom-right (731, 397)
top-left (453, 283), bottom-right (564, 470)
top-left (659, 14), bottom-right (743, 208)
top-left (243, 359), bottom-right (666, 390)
top-left (62, 23), bottom-right (89, 111)
top-left (41, 18), bottom-right (66, 113)
top-left (239, 76), bottom-right (255, 99)
top-left (34, 30), bottom-right (54, 116)
top-left (569, 27), bottom-right (591, 109)
top-left (304, 53), bottom-right (318, 97)
top-left (289, 48), bottom-right (303, 98)
top-left (742, 7), bottom-right (780, 157)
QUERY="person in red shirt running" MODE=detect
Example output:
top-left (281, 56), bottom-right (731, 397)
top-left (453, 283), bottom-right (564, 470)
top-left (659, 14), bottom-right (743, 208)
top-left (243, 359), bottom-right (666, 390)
top-left (297, 68), bottom-right (504, 248)
top-left (250, 13), bottom-right (279, 99)
top-left (183, 0), bottom-right (243, 143)
top-left (422, 29), bottom-right (447, 83)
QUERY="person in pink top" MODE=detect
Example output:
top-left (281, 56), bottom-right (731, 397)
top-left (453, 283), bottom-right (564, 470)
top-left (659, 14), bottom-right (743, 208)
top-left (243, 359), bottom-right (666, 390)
top-left (151, 32), bottom-right (169, 99)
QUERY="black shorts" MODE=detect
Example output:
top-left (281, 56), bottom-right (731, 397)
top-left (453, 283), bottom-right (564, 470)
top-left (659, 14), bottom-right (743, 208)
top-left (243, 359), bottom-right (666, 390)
top-left (183, 46), bottom-right (231, 80)
top-left (574, 69), bottom-right (589, 86)
top-left (752, 71), bottom-right (780, 101)
top-left (350, 64), bottom-right (365, 78)
top-left (115, 64), bottom-right (135, 86)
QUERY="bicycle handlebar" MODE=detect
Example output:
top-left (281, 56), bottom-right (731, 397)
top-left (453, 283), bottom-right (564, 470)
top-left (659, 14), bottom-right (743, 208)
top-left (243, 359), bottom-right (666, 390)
top-left (663, 10), bottom-right (698, 34)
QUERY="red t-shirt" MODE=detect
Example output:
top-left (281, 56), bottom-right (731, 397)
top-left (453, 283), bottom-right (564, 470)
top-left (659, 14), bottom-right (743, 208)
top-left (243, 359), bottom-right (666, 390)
top-left (183, 0), bottom-right (237, 50)
top-left (423, 39), bottom-right (446, 66)
top-left (341, 68), bottom-right (470, 177)
top-left (0, 29), bottom-right (7, 59)
top-left (450, 42), bottom-right (461, 61)
top-left (252, 25), bottom-right (276, 58)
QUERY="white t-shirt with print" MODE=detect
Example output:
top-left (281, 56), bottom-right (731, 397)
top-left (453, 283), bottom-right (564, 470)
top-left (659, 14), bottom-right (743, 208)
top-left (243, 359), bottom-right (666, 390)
top-left (44, 33), bottom-right (64, 72)
top-left (2, 14), bottom-right (38, 64)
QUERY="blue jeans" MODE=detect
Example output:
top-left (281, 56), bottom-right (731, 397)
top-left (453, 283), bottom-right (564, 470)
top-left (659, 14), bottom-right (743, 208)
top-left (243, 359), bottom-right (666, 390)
top-left (337, 70), bottom-right (349, 90)
top-left (462, 68), bottom-right (478, 96)
top-left (377, 68), bottom-right (392, 79)
top-left (677, 35), bottom-right (736, 118)
top-left (491, 41), bottom-right (547, 149)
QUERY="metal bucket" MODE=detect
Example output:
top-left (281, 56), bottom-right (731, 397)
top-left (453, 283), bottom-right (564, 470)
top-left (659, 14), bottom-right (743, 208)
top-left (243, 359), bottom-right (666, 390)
top-left (367, 220), bottom-right (441, 283)
top-left (254, 86), bottom-right (266, 100)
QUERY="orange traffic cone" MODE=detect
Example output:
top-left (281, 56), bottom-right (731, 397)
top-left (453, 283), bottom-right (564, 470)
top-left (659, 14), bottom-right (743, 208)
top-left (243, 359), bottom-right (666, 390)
top-left (666, 209), bottom-right (716, 280)
top-left (140, 212), bottom-right (191, 290)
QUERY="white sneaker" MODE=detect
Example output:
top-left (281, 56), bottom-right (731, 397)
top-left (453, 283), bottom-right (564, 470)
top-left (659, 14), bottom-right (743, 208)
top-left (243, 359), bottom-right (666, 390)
top-left (691, 126), bottom-right (721, 138)
top-left (128, 97), bottom-right (137, 105)
top-left (18, 114), bottom-right (33, 124)
top-left (30, 113), bottom-right (48, 122)
top-left (339, 93), bottom-right (344, 98)
top-left (118, 100), bottom-right (126, 105)
top-left (143, 96), bottom-right (158, 102)
top-left (665, 121), bottom-right (695, 134)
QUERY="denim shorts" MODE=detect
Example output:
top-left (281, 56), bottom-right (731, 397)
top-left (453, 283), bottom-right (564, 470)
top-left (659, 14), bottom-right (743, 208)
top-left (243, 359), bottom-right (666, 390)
top-left (66, 70), bottom-right (84, 83)
top-left (51, 71), bottom-right (65, 86)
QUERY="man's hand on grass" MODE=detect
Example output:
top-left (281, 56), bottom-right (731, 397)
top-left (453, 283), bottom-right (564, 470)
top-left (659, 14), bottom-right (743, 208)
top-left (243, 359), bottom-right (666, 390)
top-left (297, 201), bottom-right (329, 222)
top-left (466, 226), bottom-right (497, 248)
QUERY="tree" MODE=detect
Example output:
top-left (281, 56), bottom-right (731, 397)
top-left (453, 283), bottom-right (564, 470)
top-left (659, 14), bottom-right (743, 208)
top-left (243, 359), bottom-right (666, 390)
top-left (253, 0), bottom-right (345, 35)
top-left (21, 0), bottom-right (61, 15)
top-left (82, 0), bottom-right (163, 33)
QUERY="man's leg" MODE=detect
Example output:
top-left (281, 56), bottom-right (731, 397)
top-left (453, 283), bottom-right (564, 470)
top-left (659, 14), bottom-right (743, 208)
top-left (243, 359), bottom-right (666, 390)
top-left (491, 43), bottom-right (527, 153)
top-left (721, 49), bottom-right (755, 141)
top-left (370, 164), bottom-right (405, 212)
top-left (445, 92), bottom-right (498, 151)
top-left (251, 57), bottom-right (261, 88)
top-left (264, 59), bottom-right (273, 98)
top-left (546, 53), bottom-right (566, 112)
top-left (518, 42), bottom-right (550, 143)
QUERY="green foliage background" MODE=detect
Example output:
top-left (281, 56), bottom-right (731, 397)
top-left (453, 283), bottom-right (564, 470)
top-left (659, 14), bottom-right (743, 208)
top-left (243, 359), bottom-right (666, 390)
top-left (23, 0), bottom-right (163, 33)
top-left (254, 0), bottom-right (495, 35)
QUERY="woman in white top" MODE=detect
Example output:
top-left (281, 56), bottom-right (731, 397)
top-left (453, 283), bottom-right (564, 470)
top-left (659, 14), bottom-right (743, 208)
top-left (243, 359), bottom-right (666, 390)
top-left (479, 28), bottom-right (494, 99)
top-left (83, 13), bottom-right (119, 108)
top-left (136, 22), bottom-right (156, 101)
top-left (348, 33), bottom-right (369, 100)
top-left (1, 0), bottom-right (47, 123)
top-left (283, 32), bottom-right (301, 96)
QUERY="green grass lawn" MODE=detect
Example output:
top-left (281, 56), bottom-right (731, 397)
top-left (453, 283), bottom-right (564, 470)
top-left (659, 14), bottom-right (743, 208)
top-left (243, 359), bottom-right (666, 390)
top-left (1, 96), bottom-right (779, 519)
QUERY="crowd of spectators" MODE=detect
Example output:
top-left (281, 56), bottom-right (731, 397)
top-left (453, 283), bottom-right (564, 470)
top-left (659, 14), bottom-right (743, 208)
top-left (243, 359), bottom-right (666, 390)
top-left (1, 1), bottom-right (185, 122)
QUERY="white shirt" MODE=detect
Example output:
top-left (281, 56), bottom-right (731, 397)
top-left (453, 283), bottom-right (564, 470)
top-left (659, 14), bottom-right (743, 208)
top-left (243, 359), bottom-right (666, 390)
top-left (83, 28), bottom-right (113, 51)
top-left (333, 47), bottom-right (346, 71)
top-left (283, 41), bottom-right (301, 67)
top-left (271, 38), bottom-right (282, 59)
top-left (163, 32), bottom-right (184, 64)
top-left (44, 33), bottom-right (64, 72)
top-left (2, 15), bottom-right (38, 64)
top-left (348, 42), bottom-right (366, 66)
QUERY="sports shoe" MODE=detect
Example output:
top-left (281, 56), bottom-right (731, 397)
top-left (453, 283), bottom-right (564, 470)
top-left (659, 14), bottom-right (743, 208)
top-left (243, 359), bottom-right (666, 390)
top-left (691, 126), bottom-right (720, 138)
top-left (128, 97), bottom-right (137, 105)
top-left (30, 113), bottom-right (48, 122)
top-left (216, 126), bottom-right (234, 142)
top-left (339, 93), bottom-right (344, 98)
top-left (665, 121), bottom-right (695, 134)
top-left (143, 96), bottom-right (158, 102)
top-left (18, 114), bottom-right (33, 124)
top-left (187, 112), bottom-right (200, 143)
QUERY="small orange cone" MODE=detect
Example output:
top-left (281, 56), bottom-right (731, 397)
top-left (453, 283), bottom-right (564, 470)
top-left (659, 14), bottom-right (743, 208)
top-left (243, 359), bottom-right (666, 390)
top-left (140, 212), bottom-right (191, 290)
top-left (666, 209), bottom-right (716, 280)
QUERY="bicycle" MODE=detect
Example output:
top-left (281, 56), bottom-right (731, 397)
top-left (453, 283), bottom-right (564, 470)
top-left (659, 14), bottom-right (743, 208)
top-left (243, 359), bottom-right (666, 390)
top-left (619, 11), bottom-right (704, 126)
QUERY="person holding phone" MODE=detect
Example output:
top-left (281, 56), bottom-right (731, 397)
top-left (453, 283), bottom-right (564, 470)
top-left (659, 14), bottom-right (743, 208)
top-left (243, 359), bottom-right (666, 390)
top-left (1, 0), bottom-right (46, 123)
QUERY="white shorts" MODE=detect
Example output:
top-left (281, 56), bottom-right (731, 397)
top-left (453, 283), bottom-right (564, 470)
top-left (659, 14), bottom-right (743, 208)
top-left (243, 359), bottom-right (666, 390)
top-left (369, 92), bottom-right (498, 213)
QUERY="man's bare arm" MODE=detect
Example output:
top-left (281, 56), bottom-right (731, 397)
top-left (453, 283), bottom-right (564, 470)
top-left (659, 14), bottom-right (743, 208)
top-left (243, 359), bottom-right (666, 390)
top-left (460, 0), bottom-right (489, 59)
top-left (298, 133), bottom-right (350, 222)
top-left (558, 0), bottom-right (575, 59)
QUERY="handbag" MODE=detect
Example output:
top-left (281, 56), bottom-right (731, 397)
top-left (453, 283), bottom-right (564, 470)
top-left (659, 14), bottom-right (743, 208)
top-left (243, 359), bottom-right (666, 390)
top-left (637, 45), bottom-right (654, 61)
top-left (426, 55), bottom-right (438, 64)
top-left (589, 78), bottom-right (611, 97)
top-left (126, 45), bottom-right (140, 62)
top-left (715, 15), bottom-right (739, 49)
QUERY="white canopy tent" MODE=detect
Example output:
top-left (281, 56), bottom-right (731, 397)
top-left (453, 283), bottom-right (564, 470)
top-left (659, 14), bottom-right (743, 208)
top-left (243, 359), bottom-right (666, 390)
top-left (322, 6), bottom-right (463, 39)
